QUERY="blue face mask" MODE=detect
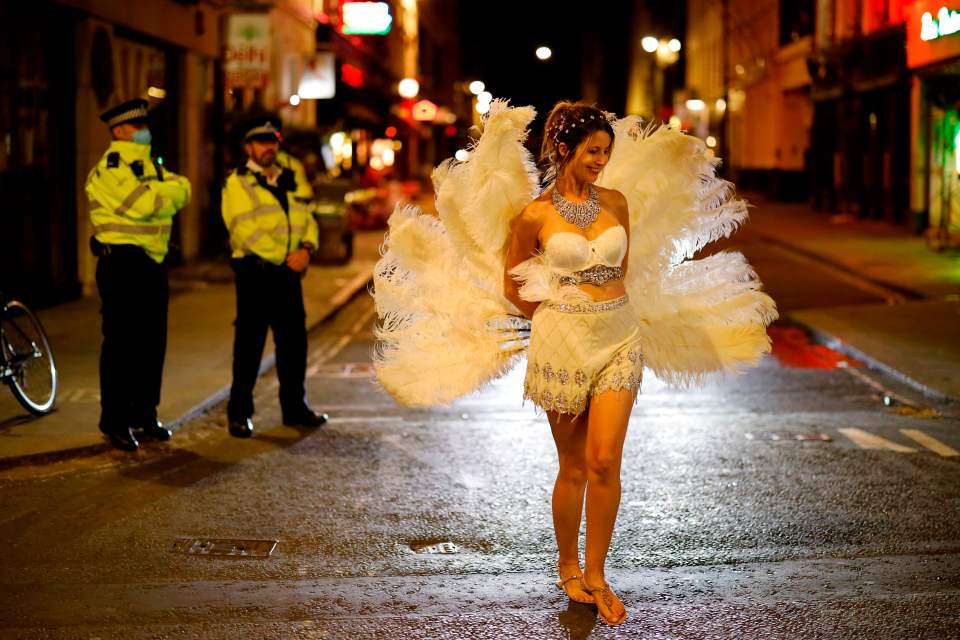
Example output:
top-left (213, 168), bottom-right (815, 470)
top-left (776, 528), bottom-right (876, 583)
top-left (132, 128), bottom-right (152, 145)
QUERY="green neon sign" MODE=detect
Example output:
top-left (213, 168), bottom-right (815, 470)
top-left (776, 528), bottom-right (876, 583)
top-left (342, 2), bottom-right (393, 36)
top-left (955, 125), bottom-right (960, 174)
top-left (921, 7), bottom-right (960, 41)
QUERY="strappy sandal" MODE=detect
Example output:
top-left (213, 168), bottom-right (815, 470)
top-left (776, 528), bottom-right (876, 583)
top-left (583, 581), bottom-right (627, 626)
top-left (555, 562), bottom-right (593, 604)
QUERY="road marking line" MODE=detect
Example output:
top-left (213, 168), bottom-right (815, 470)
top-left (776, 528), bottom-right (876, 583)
top-left (329, 267), bottom-right (374, 308)
top-left (306, 304), bottom-right (377, 377)
top-left (899, 429), bottom-right (960, 457)
top-left (838, 428), bottom-right (917, 453)
top-left (842, 368), bottom-right (920, 408)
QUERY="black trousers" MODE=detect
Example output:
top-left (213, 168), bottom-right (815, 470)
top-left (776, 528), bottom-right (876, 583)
top-left (96, 246), bottom-right (169, 431)
top-left (227, 257), bottom-right (308, 421)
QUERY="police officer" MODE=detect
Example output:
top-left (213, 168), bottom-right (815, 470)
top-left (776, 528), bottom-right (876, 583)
top-left (222, 115), bottom-right (327, 437)
top-left (86, 98), bottom-right (191, 451)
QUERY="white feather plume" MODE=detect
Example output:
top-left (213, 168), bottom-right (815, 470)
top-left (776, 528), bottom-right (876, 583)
top-left (372, 102), bottom-right (540, 405)
top-left (372, 104), bottom-right (778, 406)
top-left (597, 119), bottom-right (777, 383)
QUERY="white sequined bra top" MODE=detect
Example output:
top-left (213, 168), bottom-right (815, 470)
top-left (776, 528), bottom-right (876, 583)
top-left (543, 225), bottom-right (628, 286)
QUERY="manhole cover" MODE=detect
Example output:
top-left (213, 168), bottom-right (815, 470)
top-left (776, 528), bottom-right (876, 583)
top-left (172, 537), bottom-right (278, 558)
top-left (746, 432), bottom-right (832, 442)
top-left (410, 541), bottom-right (459, 554)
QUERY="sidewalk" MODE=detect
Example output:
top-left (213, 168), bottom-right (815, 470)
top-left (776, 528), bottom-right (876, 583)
top-left (0, 230), bottom-right (385, 467)
top-left (746, 194), bottom-right (960, 402)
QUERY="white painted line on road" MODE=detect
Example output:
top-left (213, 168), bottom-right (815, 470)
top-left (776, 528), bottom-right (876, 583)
top-left (842, 368), bottom-right (919, 408)
top-left (838, 428), bottom-right (917, 453)
top-left (899, 429), bottom-right (960, 457)
top-left (306, 303), bottom-right (377, 377)
top-left (329, 267), bottom-right (374, 308)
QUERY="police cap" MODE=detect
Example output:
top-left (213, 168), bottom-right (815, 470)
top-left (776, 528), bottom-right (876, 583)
top-left (100, 98), bottom-right (149, 128)
top-left (241, 114), bottom-right (282, 142)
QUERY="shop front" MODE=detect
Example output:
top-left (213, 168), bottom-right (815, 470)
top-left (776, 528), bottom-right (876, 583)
top-left (907, 1), bottom-right (960, 247)
top-left (0, 3), bottom-right (81, 306)
top-left (809, 23), bottom-right (910, 223)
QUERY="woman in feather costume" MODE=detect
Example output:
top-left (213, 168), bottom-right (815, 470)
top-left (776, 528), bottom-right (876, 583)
top-left (372, 100), bottom-right (777, 626)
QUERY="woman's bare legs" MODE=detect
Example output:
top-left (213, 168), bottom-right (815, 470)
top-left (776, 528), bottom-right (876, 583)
top-left (581, 387), bottom-right (635, 624)
top-left (547, 409), bottom-right (591, 603)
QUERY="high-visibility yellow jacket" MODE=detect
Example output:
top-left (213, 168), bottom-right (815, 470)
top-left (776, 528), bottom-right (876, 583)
top-left (221, 161), bottom-right (319, 265)
top-left (85, 140), bottom-right (191, 263)
top-left (276, 151), bottom-right (313, 200)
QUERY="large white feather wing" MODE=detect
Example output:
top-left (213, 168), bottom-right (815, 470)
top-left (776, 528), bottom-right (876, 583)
top-left (597, 119), bottom-right (778, 385)
top-left (372, 102), bottom-right (539, 406)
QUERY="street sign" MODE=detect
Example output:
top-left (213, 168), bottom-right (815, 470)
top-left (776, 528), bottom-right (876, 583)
top-left (225, 14), bottom-right (270, 90)
top-left (298, 52), bottom-right (336, 99)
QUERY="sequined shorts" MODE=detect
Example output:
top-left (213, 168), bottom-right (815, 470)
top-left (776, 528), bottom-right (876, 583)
top-left (524, 295), bottom-right (643, 416)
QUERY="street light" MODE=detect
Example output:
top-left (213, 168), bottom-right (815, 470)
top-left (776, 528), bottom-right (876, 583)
top-left (640, 35), bottom-right (682, 120)
top-left (468, 80), bottom-right (485, 95)
top-left (536, 46), bottom-right (552, 60)
top-left (398, 77), bottom-right (419, 98)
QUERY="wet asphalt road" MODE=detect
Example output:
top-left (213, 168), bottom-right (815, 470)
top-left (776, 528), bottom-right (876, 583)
top-left (1, 227), bottom-right (960, 639)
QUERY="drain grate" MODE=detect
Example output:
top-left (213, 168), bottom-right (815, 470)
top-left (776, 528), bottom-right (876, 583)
top-left (409, 540), bottom-right (459, 554)
top-left (172, 537), bottom-right (278, 558)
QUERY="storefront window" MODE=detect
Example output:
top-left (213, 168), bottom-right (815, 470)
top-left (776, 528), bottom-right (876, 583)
top-left (0, 4), bottom-right (78, 305)
top-left (781, 0), bottom-right (814, 45)
top-left (929, 106), bottom-right (960, 235)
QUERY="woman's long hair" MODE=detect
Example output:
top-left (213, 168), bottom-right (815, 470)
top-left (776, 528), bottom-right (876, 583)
top-left (539, 101), bottom-right (615, 187)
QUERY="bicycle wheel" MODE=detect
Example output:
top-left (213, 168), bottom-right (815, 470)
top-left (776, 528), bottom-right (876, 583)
top-left (2, 300), bottom-right (57, 415)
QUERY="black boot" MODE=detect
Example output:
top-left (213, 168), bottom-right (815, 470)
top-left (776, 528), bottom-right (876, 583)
top-left (103, 427), bottom-right (139, 452)
top-left (228, 417), bottom-right (255, 438)
top-left (139, 420), bottom-right (172, 441)
top-left (282, 407), bottom-right (328, 427)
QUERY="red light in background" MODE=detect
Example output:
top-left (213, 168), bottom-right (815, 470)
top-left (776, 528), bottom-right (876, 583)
top-left (341, 63), bottom-right (365, 88)
top-left (385, 125), bottom-right (398, 137)
top-left (444, 125), bottom-right (457, 137)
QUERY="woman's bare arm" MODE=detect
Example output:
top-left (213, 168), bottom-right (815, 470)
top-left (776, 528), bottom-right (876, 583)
top-left (503, 205), bottom-right (543, 319)
top-left (609, 189), bottom-right (631, 276)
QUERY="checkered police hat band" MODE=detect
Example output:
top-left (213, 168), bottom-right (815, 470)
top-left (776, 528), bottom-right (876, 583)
top-left (106, 106), bottom-right (148, 128)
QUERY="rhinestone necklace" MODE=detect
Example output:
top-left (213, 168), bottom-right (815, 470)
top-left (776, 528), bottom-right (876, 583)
top-left (552, 184), bottom-right (600, 229)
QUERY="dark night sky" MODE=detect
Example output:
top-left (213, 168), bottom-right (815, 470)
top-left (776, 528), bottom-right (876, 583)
top-left (458, 1), bottom-right (685, 126)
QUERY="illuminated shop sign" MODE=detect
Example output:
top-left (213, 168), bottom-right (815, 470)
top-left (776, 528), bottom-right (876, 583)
top-left (341, 2), bottom-right (393, 35)
top-left (298, 53), bottom-right (336, 99)
top-left (955, 125), bottom-right (960, 174)
top-left (921, 6), bottom-right (960, 41)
